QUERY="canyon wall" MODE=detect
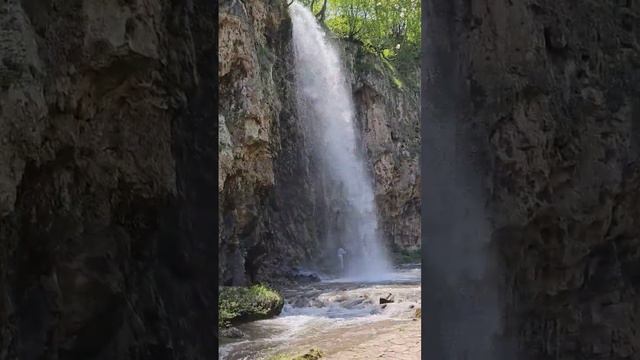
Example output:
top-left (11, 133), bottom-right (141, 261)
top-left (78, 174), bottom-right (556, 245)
top-left (219, 0), bottom-right (314, 286)
top-left (218, 0), bottom-right (420, 285)
top-left (0, 0), bottom-right (419, 356)
top-left (424, 0), bottom-right (640, 359)
top-left (344, 43), bottom-right (421, 252)
top-left (0, 0), bottom-right (217, 358)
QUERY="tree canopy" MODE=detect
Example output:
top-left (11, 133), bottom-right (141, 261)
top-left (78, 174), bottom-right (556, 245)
top-left (298, 0), bottom-right (420, 81)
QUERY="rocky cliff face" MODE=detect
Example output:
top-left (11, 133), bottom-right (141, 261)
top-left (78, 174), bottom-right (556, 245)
top-left (0, 0), bottom-right (217, 358)
top-left (219, 0), bottom-right (322, 286)
top-left (424, 0), bottom-right (640, 359)
top-left (218, 0), bottom-right (420, 286)
top-left (344, 43), bottom-right (421, 252)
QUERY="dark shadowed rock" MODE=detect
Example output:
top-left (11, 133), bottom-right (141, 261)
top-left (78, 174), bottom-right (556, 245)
top-left (218, 0), bottom-right (420, 287)
top-left (379, 293), bottom-right (395, 304)
top-left (424, 0), bottom-right (640, 359)
top-left (0, 0), bottom-right (218, 358)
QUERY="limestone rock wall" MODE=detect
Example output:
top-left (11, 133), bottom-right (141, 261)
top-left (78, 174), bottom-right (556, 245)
top-left (424, 0), bottom-right (640, 359)
top-left (218, 0), bottom-right (421, 286)
top-left (343, 43), bottom-right (421, 251)
top-left (0, 0), bottom-right (218, 358)
top-left (218, 0), bottom-right (325, 286)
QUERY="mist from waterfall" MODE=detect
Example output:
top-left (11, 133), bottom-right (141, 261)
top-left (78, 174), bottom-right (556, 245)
top-left (288, 2), bottom-right (392, 281)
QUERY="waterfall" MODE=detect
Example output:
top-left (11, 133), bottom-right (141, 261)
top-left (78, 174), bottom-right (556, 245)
top-left (288, 2), bottom-right (392, 280)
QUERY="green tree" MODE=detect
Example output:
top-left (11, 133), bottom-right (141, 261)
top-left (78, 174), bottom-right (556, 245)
top-left (296, 0), bottom-right (420, 83)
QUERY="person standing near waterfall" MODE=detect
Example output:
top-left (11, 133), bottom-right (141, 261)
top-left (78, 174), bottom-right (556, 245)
top-left (337, 247), bottom-right (347, 274)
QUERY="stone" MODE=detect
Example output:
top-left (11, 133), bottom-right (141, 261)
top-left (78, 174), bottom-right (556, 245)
top-left (379, 294), bottom-right (395, 304)
top-left (220, 327), bottom-right (246, 339)
top-left (218, 284), bottom-right (285, 327)
top-left (218, 1), bottom-right (420, 286)
top-left (0, 0), bottom-right (218, 358)
top-left (424, 1), bottom-right (640, 359)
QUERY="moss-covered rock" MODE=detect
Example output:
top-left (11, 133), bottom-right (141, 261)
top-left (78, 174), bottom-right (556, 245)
top-left (218, 284), bottom-right (284, 327)
top-left (268, 348), bottom-right (324, 360)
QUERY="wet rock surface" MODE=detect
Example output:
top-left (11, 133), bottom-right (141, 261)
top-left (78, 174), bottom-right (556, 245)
top-left (343, 43), bottom-right (421, 252)
top-left (218, 0), bottom-right (420, 286)
top-left (0, 0), bottom-right (218, 358)
top-left (321, 320), bottom-right (420, 360)
top-left (379, 293), bottom-right (395, 304)
top-left (220, 327), bottom-right (246, 339)
top-left (424, 0), bottom-right (640, 359)
top-left (220, 268), bottom-right (421, 360)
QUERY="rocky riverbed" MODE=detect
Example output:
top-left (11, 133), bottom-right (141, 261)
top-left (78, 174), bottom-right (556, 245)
top-left (219, 266), bottom-right (421, 359)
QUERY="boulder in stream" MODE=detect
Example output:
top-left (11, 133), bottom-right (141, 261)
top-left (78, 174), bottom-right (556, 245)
top-left (379, 293), bottom-right (395, 304)
top-left (219, 284), bottom-right (284, 327)
top-left (220, 327), bottom-right (246, 339)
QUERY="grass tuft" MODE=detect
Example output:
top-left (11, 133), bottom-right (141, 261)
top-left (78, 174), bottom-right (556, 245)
top-left (219, 283), bottom-right (284, 328)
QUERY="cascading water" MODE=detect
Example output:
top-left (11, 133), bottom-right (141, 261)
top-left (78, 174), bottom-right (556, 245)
top-left (289, 2), bottom-right (392, 281)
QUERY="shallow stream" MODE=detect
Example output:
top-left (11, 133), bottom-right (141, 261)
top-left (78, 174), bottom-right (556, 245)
top-left (219, 265), bottom-right (421, 359)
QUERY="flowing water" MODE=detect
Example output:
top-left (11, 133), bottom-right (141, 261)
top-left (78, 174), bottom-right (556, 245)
top-left (289, 1), bottom-right (391, 280)
top-left (218, 4), bottom-right (421, 358)
top-left (219, 266), bottom-right (421, 360)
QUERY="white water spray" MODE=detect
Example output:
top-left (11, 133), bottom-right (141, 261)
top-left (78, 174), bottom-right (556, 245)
top-left (289, 2), bottom-right (392, 281)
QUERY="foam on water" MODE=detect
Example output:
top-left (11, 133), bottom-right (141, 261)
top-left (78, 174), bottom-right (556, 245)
top-left (219, 267), bottom-right (421, 359)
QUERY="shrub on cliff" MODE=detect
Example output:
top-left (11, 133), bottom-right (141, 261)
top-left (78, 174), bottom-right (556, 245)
top-left (392, 248), bottom-right (421, 264)
top-left (219, 284), bottom-right (285, 327)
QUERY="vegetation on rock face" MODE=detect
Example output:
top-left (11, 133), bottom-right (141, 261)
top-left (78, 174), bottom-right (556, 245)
top-left (392, 247), bottom-right (422, 265)
top-left (268, 348), bottom-right (324, 360)
top-left (219, 284), bottom-right (285, 328)
top-left (298, 0), bottom-right (420, 83)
